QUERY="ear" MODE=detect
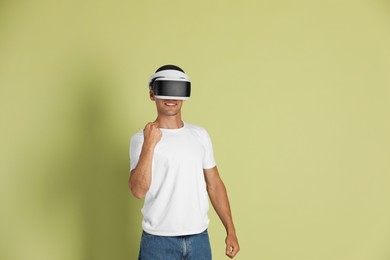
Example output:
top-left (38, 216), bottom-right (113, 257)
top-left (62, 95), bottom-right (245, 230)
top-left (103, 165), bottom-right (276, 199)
top-left (149, 90), bottom-right (156, 101)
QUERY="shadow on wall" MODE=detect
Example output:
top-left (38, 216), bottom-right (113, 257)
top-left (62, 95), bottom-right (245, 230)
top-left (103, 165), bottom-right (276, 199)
top-left (43, 69), bottom-right (143, 260)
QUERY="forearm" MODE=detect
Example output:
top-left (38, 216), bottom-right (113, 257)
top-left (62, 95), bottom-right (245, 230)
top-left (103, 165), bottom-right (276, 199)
top-left (207, 180), bottom-right (236, 235)
top-left (129, 143), bottom-right (155, 199)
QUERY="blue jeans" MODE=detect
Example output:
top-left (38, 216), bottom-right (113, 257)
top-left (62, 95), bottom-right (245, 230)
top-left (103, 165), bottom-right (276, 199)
top-left (138, 229), bottom-right (212, 260)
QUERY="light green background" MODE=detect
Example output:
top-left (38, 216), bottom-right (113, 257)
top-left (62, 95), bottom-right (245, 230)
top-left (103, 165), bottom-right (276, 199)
top-left (1, 0), bottom-right (389, 259)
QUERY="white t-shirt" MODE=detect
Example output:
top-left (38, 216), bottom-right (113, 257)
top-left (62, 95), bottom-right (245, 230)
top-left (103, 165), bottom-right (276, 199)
top-left (129, 122), bottom-right (216, 236)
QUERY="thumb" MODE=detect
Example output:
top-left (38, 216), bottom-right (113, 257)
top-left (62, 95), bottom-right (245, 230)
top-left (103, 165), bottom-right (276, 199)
top-left (226, 244), bottom-right (233, 257)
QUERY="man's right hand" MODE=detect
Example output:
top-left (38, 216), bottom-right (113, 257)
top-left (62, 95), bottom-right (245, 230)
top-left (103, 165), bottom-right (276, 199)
top-left (143, 122), bottom-right (162, 148)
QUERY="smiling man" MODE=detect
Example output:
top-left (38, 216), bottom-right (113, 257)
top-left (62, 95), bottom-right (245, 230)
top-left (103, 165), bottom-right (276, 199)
top-left (128, 65), bottom-right (240, 259)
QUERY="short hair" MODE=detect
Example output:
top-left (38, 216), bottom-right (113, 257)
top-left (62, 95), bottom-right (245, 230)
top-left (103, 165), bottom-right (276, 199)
top-left (155, 65), bottom-right (185, 73)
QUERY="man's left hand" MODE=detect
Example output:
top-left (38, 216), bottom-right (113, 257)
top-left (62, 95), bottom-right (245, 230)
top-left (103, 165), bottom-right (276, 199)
top-left (225, 233), bottom-right (240, 258)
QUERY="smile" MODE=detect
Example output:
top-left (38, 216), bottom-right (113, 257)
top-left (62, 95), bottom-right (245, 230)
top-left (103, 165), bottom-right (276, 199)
top-left (164, 101), bottom-right (178, 106)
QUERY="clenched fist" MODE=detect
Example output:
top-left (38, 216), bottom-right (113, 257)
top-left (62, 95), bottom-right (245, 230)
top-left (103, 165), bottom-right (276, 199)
top-left (143, 122), bottom-right (162, 148)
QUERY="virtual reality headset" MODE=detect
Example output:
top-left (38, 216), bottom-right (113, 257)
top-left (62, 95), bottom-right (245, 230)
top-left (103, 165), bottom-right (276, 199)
top-left (148, 65), bottom-right (191, 100)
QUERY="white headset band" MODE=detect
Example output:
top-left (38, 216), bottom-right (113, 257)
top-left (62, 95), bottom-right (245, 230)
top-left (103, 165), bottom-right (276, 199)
top-left (154, 78), bottom-right (188, 82)
top-left (154, 95), bottom-right (189, 100)
top-left (148, 70), bottom-right (190, 88)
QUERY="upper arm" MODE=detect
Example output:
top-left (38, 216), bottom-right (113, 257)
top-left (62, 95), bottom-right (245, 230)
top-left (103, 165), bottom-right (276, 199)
top-left (204, 166), bottom-right (222, 190)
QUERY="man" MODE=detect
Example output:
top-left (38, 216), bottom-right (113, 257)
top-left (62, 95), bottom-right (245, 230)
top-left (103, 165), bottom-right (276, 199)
top-left (128, 65), bottom-right (240, 259)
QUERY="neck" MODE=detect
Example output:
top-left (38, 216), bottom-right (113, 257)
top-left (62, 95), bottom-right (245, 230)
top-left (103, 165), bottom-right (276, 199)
top-left (155, 114), bottom-right (184, 129)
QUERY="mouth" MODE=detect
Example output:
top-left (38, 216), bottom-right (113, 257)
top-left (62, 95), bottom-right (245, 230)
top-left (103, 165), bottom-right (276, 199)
top-left (163, 100), bottom-right (178, 107)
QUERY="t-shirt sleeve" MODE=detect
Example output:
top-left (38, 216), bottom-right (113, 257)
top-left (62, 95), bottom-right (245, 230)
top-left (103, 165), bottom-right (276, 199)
top-left (202, 129), bottom-right (216, 169)
top-left (129, 133), bottom-right (143, 171)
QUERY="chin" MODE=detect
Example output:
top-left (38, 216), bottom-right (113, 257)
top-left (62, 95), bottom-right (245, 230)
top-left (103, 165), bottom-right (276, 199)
top-left (164, 111), bottom-right (179, 116)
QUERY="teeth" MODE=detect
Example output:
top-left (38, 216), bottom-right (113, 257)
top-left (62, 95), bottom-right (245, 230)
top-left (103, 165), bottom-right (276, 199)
top-left (165, 103), bottom-right (176, 106)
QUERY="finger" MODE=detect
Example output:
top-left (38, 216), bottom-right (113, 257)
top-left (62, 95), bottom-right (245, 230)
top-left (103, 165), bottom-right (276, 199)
top-left (151, 125), bottom-right (160, 133)
top-left (226, 244), bottom-right (239, 258)
top-left (230, 246), bottom-right (238, 258)
top-left (226, 245), bottom-right (233, 258)
top-left (144, 122), bottom-right (153, 130)
top-left (149, 122), bottom-right (158, 129)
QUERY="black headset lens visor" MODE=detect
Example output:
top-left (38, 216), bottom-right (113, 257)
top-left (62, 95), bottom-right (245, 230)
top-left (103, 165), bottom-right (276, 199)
top-left (152, 80), bottom-right (191, 98)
